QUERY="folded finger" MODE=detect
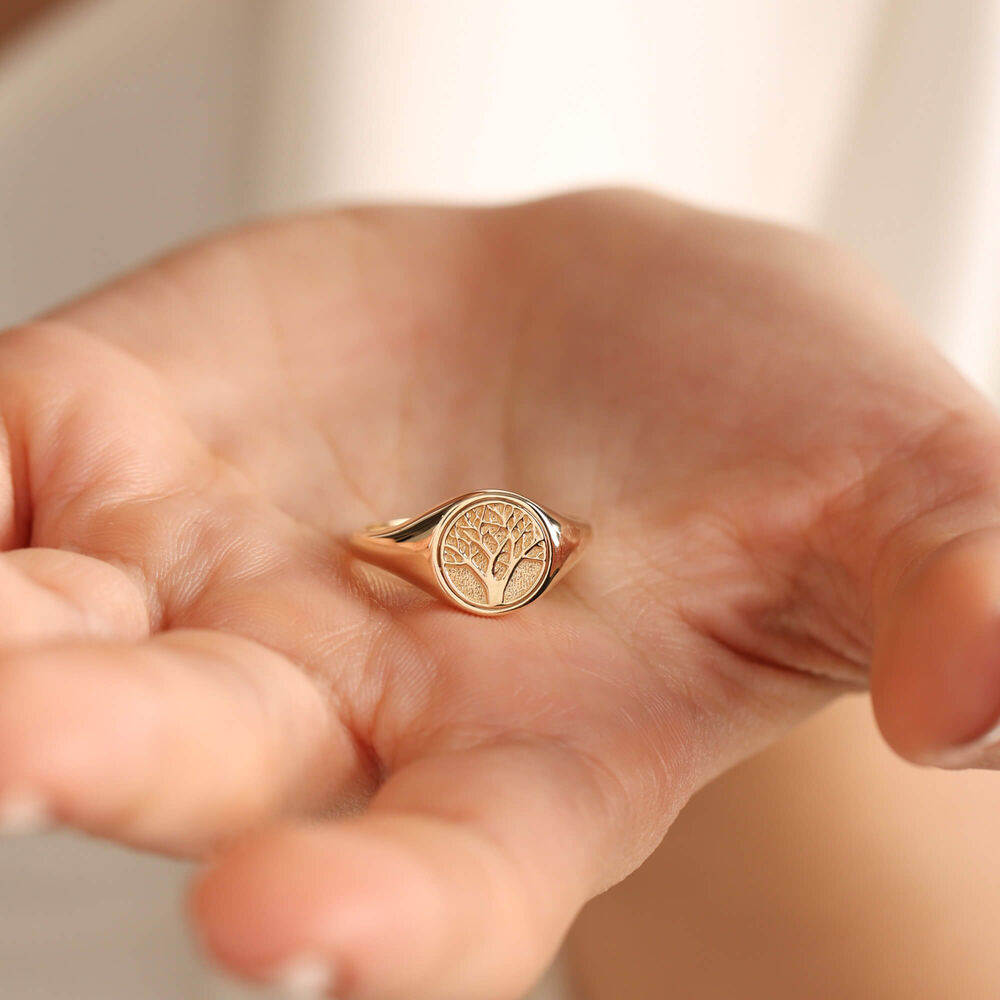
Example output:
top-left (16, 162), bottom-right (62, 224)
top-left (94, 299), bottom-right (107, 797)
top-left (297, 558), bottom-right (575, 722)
top-left (0, 629), bottom-right (360, 854)
top-left (0, 547), bottom-right (149, 650)
top-left (873, 525), bottom-right (1000, 768)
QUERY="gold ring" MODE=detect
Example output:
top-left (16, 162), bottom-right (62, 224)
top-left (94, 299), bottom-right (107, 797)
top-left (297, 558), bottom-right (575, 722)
top-left (348, 490), bottom-right (591, 615)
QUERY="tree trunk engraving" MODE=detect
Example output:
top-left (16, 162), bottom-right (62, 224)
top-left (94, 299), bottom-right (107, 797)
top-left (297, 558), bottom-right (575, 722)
top-left (441, 501), bottom-right (548, 608)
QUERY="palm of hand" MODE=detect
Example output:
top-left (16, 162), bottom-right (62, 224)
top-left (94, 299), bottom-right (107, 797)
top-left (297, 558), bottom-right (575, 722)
top-left (3, 191), bottom-right (998, 998)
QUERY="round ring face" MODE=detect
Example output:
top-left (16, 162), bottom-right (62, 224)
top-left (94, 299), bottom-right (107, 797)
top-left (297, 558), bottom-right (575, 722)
top-left (435, 495), bottom-right (552, 613)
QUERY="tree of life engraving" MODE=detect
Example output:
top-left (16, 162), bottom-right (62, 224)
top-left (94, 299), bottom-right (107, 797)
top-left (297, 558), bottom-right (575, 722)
top-left (440, 500), bottom-right (549, 609)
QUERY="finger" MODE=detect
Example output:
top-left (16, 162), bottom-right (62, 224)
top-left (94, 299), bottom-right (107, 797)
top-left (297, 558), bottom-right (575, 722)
top-left (0, 548), bottom-right (149, 649)
top-left (0, 406), bottom-right (22, 551)
top-left (191, 736), bottom-right (668, 1000)
top-left (0, 323), bottom-right (212, 592)
top-left (872, 524), bottom-right (1000, 769)
top-left (0, 630), bottom-right (361, 854)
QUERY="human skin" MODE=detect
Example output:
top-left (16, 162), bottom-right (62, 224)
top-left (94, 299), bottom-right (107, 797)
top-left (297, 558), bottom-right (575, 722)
top-left (1, 190), bottom-right (999, 998)
top-left (0, 0), bottom-right (67, 46)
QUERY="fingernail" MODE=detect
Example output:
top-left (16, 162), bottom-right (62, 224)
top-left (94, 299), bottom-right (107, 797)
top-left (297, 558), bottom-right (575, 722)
top-left (927, 718), bottom-right (1000, 769)
top-left (0, 793), bottom-right (52, 835)
top-left (268, 955), bottom-right (334, 998)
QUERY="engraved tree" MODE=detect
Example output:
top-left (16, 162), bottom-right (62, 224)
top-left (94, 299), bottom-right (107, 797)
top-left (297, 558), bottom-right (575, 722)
top-left (441, 502), bottom-right (547, 607)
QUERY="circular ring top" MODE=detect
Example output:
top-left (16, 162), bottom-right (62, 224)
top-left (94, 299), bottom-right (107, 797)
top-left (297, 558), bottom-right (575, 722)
top-left (432, 492), bottom-right (554, 614)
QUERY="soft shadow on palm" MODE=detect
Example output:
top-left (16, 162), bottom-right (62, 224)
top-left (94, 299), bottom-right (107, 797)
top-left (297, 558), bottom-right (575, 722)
top-left (3, 190), bottom-right (1000, 998)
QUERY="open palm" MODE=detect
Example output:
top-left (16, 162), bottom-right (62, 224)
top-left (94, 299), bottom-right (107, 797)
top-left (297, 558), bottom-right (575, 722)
top-left (3, 190), bottom-right (999, 998)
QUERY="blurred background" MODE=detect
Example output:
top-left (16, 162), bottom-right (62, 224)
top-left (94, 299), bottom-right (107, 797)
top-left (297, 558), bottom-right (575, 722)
top-left (1, 1), bottom-right (999, 998)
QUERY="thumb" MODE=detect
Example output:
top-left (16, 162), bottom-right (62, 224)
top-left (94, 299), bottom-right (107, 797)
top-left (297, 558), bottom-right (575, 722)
top-left (872, 524), bottom-right (1000, 768)
top-left (190, 738), bottom-right (640, 1000)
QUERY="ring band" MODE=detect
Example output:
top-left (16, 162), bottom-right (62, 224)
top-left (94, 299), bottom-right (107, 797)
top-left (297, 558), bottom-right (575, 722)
top-left (348, 490), bottom-right (591, 615)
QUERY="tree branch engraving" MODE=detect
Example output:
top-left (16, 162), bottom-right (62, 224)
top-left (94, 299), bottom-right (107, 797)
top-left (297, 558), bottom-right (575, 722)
top-left (441, 501), bottom-right (547, 607)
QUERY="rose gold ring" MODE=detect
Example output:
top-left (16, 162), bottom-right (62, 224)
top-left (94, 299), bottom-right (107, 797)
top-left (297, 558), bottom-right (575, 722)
top-left (348, 490), bottom-right (591, 616)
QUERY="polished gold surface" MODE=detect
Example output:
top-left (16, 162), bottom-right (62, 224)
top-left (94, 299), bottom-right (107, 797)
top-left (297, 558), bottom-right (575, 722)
top-left (348, 490), bottom-right (589, 616)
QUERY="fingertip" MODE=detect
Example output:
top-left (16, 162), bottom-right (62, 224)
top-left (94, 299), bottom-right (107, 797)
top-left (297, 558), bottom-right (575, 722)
top-left (0, 649), bottom-right (163, 822)
top-left (189, 828), bottom-right (325, 972)
top-left (189, 823), bottom-right (435, 995)
top-left (872, 527), bottom-right (1000, 766)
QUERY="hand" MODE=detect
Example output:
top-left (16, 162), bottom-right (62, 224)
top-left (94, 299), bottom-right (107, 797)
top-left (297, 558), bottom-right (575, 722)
top-left (2, 190), bottom-right (998, 998)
